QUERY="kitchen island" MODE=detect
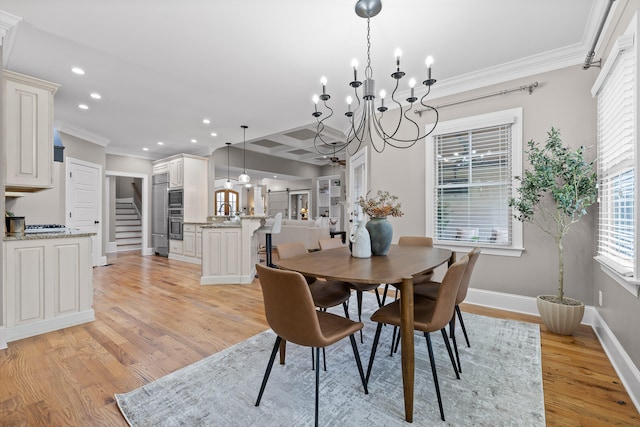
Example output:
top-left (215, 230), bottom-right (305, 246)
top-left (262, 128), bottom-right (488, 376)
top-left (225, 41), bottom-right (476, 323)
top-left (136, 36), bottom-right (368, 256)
top-left (200, 216), bottom-right (265, 285)
top-left (2, 231), bottom-right (95, 348)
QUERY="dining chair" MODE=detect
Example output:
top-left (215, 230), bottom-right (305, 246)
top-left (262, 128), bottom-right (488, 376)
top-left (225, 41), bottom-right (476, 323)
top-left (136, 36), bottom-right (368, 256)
top-left (386, 236), bottom-right (436, 354)
top-left (318, 237), bottom-right (385, 343)
top-left (254, 264), bottom-right (368, 427)
top-left (254, 212), bottom-right (283, 268)
top-left (411, 247), bottom-right (481, 373)
top-left (276, 241), bottom-right (352, 370)
top-left (365, 255), bottom-right (469, 422)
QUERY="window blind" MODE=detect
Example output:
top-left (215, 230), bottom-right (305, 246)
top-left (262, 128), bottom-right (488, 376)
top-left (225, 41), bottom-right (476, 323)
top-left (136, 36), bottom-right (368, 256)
top-left (597, 45), bottom-right (636, 274)
top-left (434, 125), bottom-right (512, 245)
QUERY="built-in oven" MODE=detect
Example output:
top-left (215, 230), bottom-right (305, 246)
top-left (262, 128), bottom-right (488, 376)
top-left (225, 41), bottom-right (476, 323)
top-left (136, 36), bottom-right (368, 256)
top-left (169, 208), bottom-right (183, 240)
top-left (168, 189), bottom-right (183, 208)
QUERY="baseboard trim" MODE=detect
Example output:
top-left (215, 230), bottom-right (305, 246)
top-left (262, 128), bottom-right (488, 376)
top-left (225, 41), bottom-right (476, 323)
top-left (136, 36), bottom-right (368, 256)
top-left (142, 246), bottom-right (154, 256)
top-left (200, 274), bottom-right (254, 285)
top-left (466, 287), bottom-right (639, 413)
top-left (168, 253), bottom-right (201, 265)
top-left (0, 328), bottom-right (6, 350)
top-left (5, 310), bottom-right (95, 343)
top-left (591, 309), bottom-right (640, 413)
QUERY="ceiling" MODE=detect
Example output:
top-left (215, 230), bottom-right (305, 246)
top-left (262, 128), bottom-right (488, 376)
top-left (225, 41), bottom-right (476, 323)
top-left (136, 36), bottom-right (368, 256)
top-left (1, 0), bottom-right (603, 172)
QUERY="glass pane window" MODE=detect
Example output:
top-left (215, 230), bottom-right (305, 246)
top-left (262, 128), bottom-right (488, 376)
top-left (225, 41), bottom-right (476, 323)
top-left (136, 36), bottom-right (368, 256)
top-left (434, 125), bottom-right (512, 245)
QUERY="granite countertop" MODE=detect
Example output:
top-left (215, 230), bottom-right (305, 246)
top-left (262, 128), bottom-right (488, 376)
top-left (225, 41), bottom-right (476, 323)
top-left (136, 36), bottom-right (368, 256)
top-left (200, 223), bottom-right (241, 229)
top-left (3, 230), bottom-right (97, 241)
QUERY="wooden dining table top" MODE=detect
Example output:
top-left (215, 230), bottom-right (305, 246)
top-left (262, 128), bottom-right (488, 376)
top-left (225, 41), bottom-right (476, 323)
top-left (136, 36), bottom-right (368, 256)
top-left (275, 244), bottom-right (453, 285)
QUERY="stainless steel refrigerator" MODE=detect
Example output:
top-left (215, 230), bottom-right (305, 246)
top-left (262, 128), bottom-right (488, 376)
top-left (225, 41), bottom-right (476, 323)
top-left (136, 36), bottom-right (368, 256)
top-left (152, 173), bottom-right (169, 256)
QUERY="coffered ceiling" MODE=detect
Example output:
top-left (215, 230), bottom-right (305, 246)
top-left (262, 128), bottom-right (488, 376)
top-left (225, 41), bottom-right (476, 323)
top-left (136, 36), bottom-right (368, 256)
top-left (1, 0), bottom-right (604, 169)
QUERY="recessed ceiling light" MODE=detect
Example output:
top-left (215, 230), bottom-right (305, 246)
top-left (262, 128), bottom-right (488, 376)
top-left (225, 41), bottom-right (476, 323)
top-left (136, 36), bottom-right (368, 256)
top-left (273, 175), bottom-right (277, 178)
top-left (203, 119), bottom-right (210, 124)
top-left (90, 92), bottom-right (101, 99)
top-left (191, 139), bottom-right (197, 143)
top-left (143, 147), bottom-right (149, 151)
top-left (71, 67), bottom-right (85, 75)
top-left (210, 132), bottom-right (217, 137)
top-left (157, 141), bottom-right (164, 145)
top-left (78, 104), bottom-right (89, 110)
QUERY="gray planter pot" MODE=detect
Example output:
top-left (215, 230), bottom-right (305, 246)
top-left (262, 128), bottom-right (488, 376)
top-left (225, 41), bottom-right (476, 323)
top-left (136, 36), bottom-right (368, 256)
top-left (536, 295), bottom-right (585, 335)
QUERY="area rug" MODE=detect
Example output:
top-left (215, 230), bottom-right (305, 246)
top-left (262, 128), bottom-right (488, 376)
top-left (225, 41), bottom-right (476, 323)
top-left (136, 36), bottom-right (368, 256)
top-left (115, 293), bottom-right (544, 426)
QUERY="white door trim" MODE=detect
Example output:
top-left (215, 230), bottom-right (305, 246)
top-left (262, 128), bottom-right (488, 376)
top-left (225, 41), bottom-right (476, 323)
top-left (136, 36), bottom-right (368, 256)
top-left (105, 170), bottom-right (151, 256)
top-left (66, 157), bottom-right (106, 266)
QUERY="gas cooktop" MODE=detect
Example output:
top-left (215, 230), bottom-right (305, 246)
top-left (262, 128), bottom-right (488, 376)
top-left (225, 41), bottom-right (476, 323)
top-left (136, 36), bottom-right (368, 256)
top-left (24, 224), bottom-right (68, 234)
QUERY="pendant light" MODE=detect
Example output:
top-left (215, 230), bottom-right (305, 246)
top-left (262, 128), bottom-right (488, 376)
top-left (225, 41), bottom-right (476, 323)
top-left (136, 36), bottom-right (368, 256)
top-left (238, 125), bottom-right (251, 184)
top-left (224, 142), bottom-right (233, 189)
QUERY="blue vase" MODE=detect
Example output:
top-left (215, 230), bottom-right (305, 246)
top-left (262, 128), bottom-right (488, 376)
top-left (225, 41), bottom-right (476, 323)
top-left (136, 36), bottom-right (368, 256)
top-left (366, 217), bottom-right (393, 256)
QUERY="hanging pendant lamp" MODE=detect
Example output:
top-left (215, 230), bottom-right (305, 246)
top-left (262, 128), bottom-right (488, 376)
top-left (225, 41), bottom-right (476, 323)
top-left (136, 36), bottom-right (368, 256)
top-left (238, 125), bottom-right (251, 184)
top-left (224, 142), bottom-right (233, 189)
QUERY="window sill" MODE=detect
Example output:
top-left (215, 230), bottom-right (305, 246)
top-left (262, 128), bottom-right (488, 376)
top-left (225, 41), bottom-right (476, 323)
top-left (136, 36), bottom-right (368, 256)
top-left (595, 256), bottom-right (640, 297)
top-left (434, 241), bottom-right (524, 257)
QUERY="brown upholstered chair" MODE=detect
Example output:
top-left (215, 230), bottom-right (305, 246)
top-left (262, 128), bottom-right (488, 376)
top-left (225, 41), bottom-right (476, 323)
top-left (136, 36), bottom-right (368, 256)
top-left (386, 236), bottom-right (437, 354)
top-left (254, 264), bottom-right (368, 427)
top-left (318, 237), bottom-right (384, 343)
top-left (411, 247), bottom-right (481, 372)
top-left (365, 256), bottom-right (469, 422)
top-left (276, 241), bottom-right (353, 370)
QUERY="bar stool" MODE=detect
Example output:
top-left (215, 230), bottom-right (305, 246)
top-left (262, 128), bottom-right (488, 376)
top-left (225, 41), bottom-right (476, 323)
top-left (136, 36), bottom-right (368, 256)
top-left (254, 212), bottom-right (282, 268)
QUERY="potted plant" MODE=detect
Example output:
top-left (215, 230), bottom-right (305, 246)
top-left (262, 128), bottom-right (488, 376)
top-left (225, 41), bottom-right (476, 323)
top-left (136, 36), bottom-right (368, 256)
top-left (509, 128), bottom-right (597, 335)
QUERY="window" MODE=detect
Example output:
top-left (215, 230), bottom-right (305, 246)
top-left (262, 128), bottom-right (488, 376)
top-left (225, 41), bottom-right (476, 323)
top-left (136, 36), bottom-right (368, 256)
top-left (426, 108), bottom-right (523, 256)
top-left (592, 14), bottom-right (640, 296)
top-left (215, 189), bottom-right (238, 216)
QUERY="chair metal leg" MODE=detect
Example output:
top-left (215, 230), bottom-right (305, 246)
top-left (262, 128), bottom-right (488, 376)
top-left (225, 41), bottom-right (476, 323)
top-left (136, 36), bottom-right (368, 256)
top-left (425, 333), bottom-right (446, 422)
top-left (389, 325), bottom-right (398, 357)
top-left (356, 290), bottom-right (364, 343)
top-left (449, 315), bottom-right (461, 373)
top-left (265, 234), bottom-right (275, 268)
top-left (440, 328), bottom-right (460, 379)
top-left (255, 336), bottom-right (282, 406)
top-left (314, 347), bottom-right (320, 427)
top-left (342, 302), bottom-right (350, 319)
top-left (322, 347), bottom-right (327, 371)
top-left (456, 305), bottom-right (471, 347)
top-left (365, 323), bottom-right (384, 385)
top-left (348, 334), bottom-right (369, 394)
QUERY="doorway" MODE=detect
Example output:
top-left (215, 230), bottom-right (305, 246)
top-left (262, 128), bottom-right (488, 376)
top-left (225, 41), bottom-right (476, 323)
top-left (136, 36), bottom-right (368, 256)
top-left (105, 171), bottom-right (150, 256)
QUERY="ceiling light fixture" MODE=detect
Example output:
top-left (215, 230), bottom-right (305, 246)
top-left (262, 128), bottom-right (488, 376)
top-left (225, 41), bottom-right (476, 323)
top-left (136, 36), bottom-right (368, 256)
top-left (191, 139), bottom-right (197, 143)
top-left (90, 92), bottom-right (101, 99)
top-left (71, 67), bottom-right (85, 75)
top-left (78, 104), bottom-right (89, 110)
top-left (203, 118), bottom-right (211, 124)
top-left (224, 142), bottom-right (233, 190)
top-left (157, 141), bottom-right (164, 145)
top-left (210, 132), bottom-right (217, 137)
top-left (312, 0), bottom-right (438, 156)
top-left (238, 125), bottom-right (251, 184)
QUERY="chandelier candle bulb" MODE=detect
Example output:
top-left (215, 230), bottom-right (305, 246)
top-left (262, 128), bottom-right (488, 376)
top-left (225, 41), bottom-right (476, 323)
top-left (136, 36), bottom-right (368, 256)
top-left (395, 48), bottom-right (402, 69)
top-left (352, 59), bottom-right (359, 81)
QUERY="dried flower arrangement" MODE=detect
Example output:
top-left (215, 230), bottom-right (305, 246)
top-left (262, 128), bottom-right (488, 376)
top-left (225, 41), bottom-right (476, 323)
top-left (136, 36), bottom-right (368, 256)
top-left (357, 190), bottom-right (404, 218)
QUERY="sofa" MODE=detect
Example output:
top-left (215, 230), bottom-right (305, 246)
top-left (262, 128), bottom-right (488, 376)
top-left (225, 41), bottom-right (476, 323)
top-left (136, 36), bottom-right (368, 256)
top-left (270, 219), bottom-right (331, 251)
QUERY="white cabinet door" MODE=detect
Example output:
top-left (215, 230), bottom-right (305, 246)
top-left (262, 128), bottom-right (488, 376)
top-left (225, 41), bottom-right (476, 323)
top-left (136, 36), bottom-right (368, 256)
top-left (169, 158), bottom-right (184, 189)
top-left (169, 239), bottom-right (183, 255)
top-left (202, 229), bottom-right (240, 277)
top-left (196, 227), bottom-right (203, 259)
top-left (183, 232), bottom-right (196, 257)
top-left (4, 71), bottom-right (59, 191)
top-left (5, 244), bottom-right (46, 327)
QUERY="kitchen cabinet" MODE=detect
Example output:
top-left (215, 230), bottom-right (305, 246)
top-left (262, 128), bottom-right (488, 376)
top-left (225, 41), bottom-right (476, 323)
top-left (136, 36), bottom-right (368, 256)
top-left (182, 224), bottom-right (203, 259)
top-left (169, 239), bottom-right (183, 255)
top-left (3, 235), bottom-right (93, 343)
top-left (169, 158), bottom-right (184, 189)
top-left (152, 162), bottom-right (169, 175)
top-left (201, 227), bottom-right (241, 281)
top-left (153, 154), bottom-right (208, 223)
top-left (3, 70), bottom-right (60, 192)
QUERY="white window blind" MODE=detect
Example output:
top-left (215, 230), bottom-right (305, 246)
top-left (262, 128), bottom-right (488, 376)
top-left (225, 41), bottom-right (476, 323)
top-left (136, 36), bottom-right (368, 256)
top-left (434, 125), bottom-right (512, 245)
top-left (597, 42), bottom-right (636, 275)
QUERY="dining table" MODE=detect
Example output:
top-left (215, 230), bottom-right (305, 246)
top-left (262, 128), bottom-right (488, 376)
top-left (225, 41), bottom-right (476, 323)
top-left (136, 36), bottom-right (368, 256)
top-left (275, 244), bottom-right (454, 423)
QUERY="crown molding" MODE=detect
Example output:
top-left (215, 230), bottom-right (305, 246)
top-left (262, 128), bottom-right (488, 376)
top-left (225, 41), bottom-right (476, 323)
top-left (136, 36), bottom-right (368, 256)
top-left (0, 10), bottom-right (21, 46)
top-left (55, 121), bottom-right (111, 147)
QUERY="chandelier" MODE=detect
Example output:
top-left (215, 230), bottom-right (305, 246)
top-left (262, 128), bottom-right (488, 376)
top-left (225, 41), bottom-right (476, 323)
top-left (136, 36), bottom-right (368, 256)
top-left (312, 0), bottom-right (439, 156)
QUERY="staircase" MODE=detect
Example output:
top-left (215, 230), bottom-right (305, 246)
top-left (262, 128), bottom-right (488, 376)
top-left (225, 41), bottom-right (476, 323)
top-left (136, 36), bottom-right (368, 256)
top-left (115, 199), bottom-right (142, 251)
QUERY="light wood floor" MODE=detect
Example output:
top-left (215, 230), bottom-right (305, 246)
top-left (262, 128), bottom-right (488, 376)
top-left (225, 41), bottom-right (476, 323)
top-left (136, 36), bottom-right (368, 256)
top-left (0, 252), bottom-right (638, 426)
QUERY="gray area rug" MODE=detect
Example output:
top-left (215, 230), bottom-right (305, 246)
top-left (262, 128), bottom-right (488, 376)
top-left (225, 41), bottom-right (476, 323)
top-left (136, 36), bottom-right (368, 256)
top-left (116, 293), bottom-right (544, 426)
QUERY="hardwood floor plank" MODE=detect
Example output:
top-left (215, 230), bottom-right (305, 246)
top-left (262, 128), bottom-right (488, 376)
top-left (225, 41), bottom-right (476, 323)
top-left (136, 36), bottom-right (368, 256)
top-left (0, 252), bottom-right (637, 426)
